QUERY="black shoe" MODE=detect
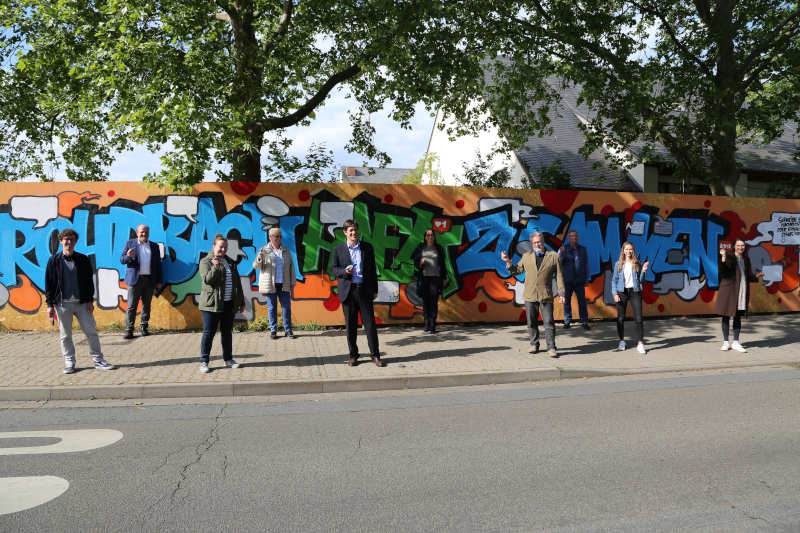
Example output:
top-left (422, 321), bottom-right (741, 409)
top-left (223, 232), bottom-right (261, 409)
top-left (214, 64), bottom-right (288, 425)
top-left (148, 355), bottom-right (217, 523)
top-left (582, 323), bottom-right (591, 330)
top-left (270, 331), bottom-right (278, 339)
top-left (429, 329), bottom-right (437, 334)
top-left (140, 325), bottom-right (149, 337)
top-left (123, 330), bottom-right (134, 340)
top-left (563, 322), bottom-right (571, 329)
top-left (286, 331), bottom-right (296, 339)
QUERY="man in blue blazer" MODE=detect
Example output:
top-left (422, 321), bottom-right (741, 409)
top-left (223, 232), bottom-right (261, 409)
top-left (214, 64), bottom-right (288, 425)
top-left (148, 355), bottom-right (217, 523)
top-left (559, 230), bottom-right (591, 330)
top-left (331, 219), bottom-right (383, 367)
top-left (120, 224), bottom-right (163, 338)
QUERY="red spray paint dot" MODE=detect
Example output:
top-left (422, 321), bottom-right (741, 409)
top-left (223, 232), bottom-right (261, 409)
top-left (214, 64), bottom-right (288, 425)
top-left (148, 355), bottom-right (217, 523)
top-left (230, 182), bottom-right (258, 195)
top-left (658, 304), bottom-right (665, 313)
top-left (455, 199), bottom-right (465, 209)
top-left (601, 205), bottom-right (614, 217)
top-left (700, 287), bottom-right (715, 303)
top-left (298, 189), bottom-right (310, 202)
top-left (383, 194), bottom-right (393, 204)
top-left (632, 201), bottom-right (643, 211)
top-left (323, 293), bottom-right (340, 312)
top-left (767, 284), bottom-right (779, 294)
top-left (478, 302), bottom-right (488, 313)
top-left (108, 190), bottom-right (115, 197)
top-left (704, 200), bottom-right (711, 208)
top-left (777, 297), bottom-right (783, 304)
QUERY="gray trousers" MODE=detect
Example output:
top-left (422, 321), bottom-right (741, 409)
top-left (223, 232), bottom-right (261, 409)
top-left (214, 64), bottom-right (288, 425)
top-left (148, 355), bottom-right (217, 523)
top-left (525, 300), bottom-right (556, 350)
top-left (55, 301), bottom-right (103, 362)
top-left (126, 275), bottom-right (154, 330)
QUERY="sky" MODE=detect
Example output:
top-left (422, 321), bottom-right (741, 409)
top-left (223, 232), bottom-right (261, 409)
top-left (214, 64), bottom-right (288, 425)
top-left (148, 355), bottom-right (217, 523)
top-left (102, 87), bottom-right (435, 182)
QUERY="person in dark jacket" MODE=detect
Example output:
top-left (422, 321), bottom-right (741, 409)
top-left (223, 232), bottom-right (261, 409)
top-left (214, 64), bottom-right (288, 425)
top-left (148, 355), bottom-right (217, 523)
top-left (412, 229), bottom-right (446, 333)
top-left (714, 239), bottom-right (763, 352)
top-left (559, 230), bottom-right (591, 330)
top-left (198, 234), bottom-right (245, 373)
top-left (45, 228), bottom-right (114, 374)
top-left (120, 224), bottom-right (163, 338)
top-left (331, 219), bottom-right (383, 367)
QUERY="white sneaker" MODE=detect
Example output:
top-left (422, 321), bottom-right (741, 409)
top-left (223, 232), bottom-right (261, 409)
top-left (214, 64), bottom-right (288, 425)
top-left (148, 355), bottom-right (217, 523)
top-left (63, 359), bottom-right (76, 374)
top-left (200, 363), bottom-right (210, 373)
top-left (720, 341), bottom-right (730, 351)
top-left (731, 341), bottom-right (747, 353)
top-left (224, 359), bottom-right (241, 369)
top-left (617, 340), bottom-right (626, 351)
top-left (637, 343), bottom-right (647, 354)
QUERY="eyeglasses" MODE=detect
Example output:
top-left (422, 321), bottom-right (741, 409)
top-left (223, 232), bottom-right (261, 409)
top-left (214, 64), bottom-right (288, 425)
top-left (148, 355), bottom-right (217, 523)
top-left (271, 234), bottom-right (282, 239)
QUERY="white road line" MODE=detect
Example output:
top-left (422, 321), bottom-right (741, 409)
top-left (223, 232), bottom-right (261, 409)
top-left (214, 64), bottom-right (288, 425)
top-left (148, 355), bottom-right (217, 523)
top-left (0, 476), bottom-right (70, 515)
top-left (0, 429), bottom-right (123, 455)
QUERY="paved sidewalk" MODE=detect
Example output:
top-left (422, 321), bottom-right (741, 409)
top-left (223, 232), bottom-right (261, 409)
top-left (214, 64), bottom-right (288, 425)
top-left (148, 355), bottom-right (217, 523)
top-left (1, 315), bottom-right (798, 401)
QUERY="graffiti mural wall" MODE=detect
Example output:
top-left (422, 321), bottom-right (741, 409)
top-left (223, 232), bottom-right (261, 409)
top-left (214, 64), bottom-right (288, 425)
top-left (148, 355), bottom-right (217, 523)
top-left (0, 182), bottom-right (798, 330)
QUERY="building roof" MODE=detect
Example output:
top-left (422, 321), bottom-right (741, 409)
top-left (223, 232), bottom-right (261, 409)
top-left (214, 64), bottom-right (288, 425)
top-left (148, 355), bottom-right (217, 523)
top-left (338, 166), bottom-right (413, 184)
top-left (511, 81), bottom-right (639, 191)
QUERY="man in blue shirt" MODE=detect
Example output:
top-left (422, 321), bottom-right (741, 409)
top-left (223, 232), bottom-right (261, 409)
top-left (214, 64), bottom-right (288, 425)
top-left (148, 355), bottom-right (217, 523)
top-left (120, 224), bottom-right (163, 338)
top-left (559, 230), bottom-right (591, 330)
top-left (332, 219), bottom-right (383, 367)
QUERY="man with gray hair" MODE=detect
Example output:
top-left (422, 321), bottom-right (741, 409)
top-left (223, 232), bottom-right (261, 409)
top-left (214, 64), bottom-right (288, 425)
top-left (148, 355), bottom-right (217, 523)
top-left (121, 224), bottom-right (163, 338)
top-left (501, 232), bottom-right (565, 357)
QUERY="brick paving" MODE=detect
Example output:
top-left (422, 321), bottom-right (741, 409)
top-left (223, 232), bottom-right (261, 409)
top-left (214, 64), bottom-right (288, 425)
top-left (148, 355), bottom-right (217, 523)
top-left (2, 315), bottom-right (798, 391)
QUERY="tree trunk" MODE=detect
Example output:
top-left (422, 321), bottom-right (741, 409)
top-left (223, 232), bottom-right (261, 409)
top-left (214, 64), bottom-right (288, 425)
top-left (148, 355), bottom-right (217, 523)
top-left (228, 0), bottom-right (265, 182)
top-left (709, 0), bottom-right (741, 196)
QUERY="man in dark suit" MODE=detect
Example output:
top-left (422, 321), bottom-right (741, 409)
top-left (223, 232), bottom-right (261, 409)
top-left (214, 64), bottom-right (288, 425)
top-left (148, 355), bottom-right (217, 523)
top-left (331, 219), bottom-right (383, 367)
top-left (120, 224), bottom-right (163, 338)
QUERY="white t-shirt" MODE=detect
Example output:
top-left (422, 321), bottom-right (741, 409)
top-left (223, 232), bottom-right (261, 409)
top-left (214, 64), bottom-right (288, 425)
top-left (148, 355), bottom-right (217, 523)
top-left (623, 262), bottom-right (635, 288)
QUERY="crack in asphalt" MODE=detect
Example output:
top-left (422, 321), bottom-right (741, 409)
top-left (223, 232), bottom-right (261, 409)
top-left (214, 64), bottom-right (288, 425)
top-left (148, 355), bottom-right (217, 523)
top-left (136, 405), bottom-right (228, 532)
top-left (169, 404), bottom-right (227, 504)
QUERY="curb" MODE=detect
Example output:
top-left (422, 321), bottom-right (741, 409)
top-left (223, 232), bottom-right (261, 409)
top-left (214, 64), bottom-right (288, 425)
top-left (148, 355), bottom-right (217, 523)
top-left (2, 360), bottom-right (797, 401)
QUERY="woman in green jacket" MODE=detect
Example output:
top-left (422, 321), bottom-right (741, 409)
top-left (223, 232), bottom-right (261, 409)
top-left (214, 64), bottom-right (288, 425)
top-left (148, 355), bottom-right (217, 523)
top-left (198, 234), bottom-right (245, 373)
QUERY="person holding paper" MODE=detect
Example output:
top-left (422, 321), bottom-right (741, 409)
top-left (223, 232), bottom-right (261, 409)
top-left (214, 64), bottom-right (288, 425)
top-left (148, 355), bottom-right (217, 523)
top-left (714, 239), bottom-right (763, 352)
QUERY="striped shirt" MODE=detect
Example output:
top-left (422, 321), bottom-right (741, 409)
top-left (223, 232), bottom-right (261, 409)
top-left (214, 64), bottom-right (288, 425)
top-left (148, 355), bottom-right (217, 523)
top-left (222, 259), bottom-right (233, 302)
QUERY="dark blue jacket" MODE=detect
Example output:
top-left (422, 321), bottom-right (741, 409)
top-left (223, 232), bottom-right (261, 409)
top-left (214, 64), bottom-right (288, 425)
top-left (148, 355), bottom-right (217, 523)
top-left (120, 239), bottom-right (163, 286)
top-left (45, 252), bottom-right (95, 306)
top-left (559, 244), bottom-right (589, 284)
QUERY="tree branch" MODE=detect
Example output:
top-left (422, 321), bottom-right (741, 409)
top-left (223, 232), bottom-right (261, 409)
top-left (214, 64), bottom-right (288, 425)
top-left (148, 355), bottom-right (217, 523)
top-left (628, 0), bottom-right (714, 78)
top-left (693, 0), bottom-right (711, 25)
top-left (258, 64), bottom-right (362, 130)
top-left (741, 6), bottom-right (800, 74)
top-left (262, 0), bottom-right (293, 57)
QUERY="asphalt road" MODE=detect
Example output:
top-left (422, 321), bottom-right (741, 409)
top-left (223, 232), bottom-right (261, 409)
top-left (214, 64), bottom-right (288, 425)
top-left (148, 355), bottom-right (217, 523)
top-left (2, 368), bottom-right (799, 532)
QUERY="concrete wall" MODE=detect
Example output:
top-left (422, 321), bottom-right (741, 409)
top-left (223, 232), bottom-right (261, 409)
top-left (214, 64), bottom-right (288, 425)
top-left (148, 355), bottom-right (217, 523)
top-left (1, 182), bottom-right (799, 330)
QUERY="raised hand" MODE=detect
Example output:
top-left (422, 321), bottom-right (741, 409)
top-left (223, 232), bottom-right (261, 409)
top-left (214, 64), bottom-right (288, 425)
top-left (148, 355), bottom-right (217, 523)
top-left (500, 250), bottom-right (510, 263)
top-left (127, 248), bottom-right (136, 258)
top-left (642, 261), bottom-right (649, 273)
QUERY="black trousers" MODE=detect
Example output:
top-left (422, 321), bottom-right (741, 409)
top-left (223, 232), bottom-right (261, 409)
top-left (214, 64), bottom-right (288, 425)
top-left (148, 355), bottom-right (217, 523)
top-left (342, 284), bottom-right (380, 358)
top-left (721, 311), bottom-right (744, 342)
top-left (616, 288), bottom-right (644, 343)
top-left (421, 276), bottom-right (440, 331)
top-left (126, 274), bottom-right (154, 330)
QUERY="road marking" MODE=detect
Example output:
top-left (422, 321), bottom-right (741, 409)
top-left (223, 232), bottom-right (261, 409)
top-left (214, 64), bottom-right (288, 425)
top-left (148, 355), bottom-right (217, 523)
top-left (0, 429), bottom-right (123, 455)
top-left (0, 476), bottom-right (70, 515)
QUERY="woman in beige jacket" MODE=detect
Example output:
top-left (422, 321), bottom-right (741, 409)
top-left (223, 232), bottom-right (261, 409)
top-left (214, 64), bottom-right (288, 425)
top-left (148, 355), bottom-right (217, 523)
top-left (253, 227), bottom-right (297, 339)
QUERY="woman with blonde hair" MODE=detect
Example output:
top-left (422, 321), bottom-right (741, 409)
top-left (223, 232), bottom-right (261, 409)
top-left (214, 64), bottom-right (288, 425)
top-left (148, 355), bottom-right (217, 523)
top-left (198, 234), bottom-right (245, 373)
top-left (611, 241), bottom-right (650, 354)
top-left (253, 226), bottom-right (297, 339)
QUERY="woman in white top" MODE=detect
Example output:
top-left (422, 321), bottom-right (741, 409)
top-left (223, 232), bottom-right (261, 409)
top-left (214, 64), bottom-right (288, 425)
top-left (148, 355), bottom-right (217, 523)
top-left (253, 227), bottom-right (297, 339)
top-left (611, 241), bottom-right (650, 354)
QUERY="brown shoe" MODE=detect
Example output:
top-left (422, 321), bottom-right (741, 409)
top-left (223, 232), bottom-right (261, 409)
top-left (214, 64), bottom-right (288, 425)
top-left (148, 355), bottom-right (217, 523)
top-left (347, 357), bottom-right (358, 367)
top-left (528, 344), bottom-right (540, 354)
top-left (548, 349), bottom-right (559, 358)
top-left (371, 357), bottom-right (385, 367)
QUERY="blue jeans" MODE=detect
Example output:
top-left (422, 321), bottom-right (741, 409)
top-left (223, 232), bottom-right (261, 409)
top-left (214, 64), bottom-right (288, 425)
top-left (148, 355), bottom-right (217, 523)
top-left (54, 301), bottom-right (104, 362)
top-left (563, 281), bottom-right (588, 325)
top-left (200, 301), bottom-right (235, 363)
top-left (265, 285), bottom-right (292, 333)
